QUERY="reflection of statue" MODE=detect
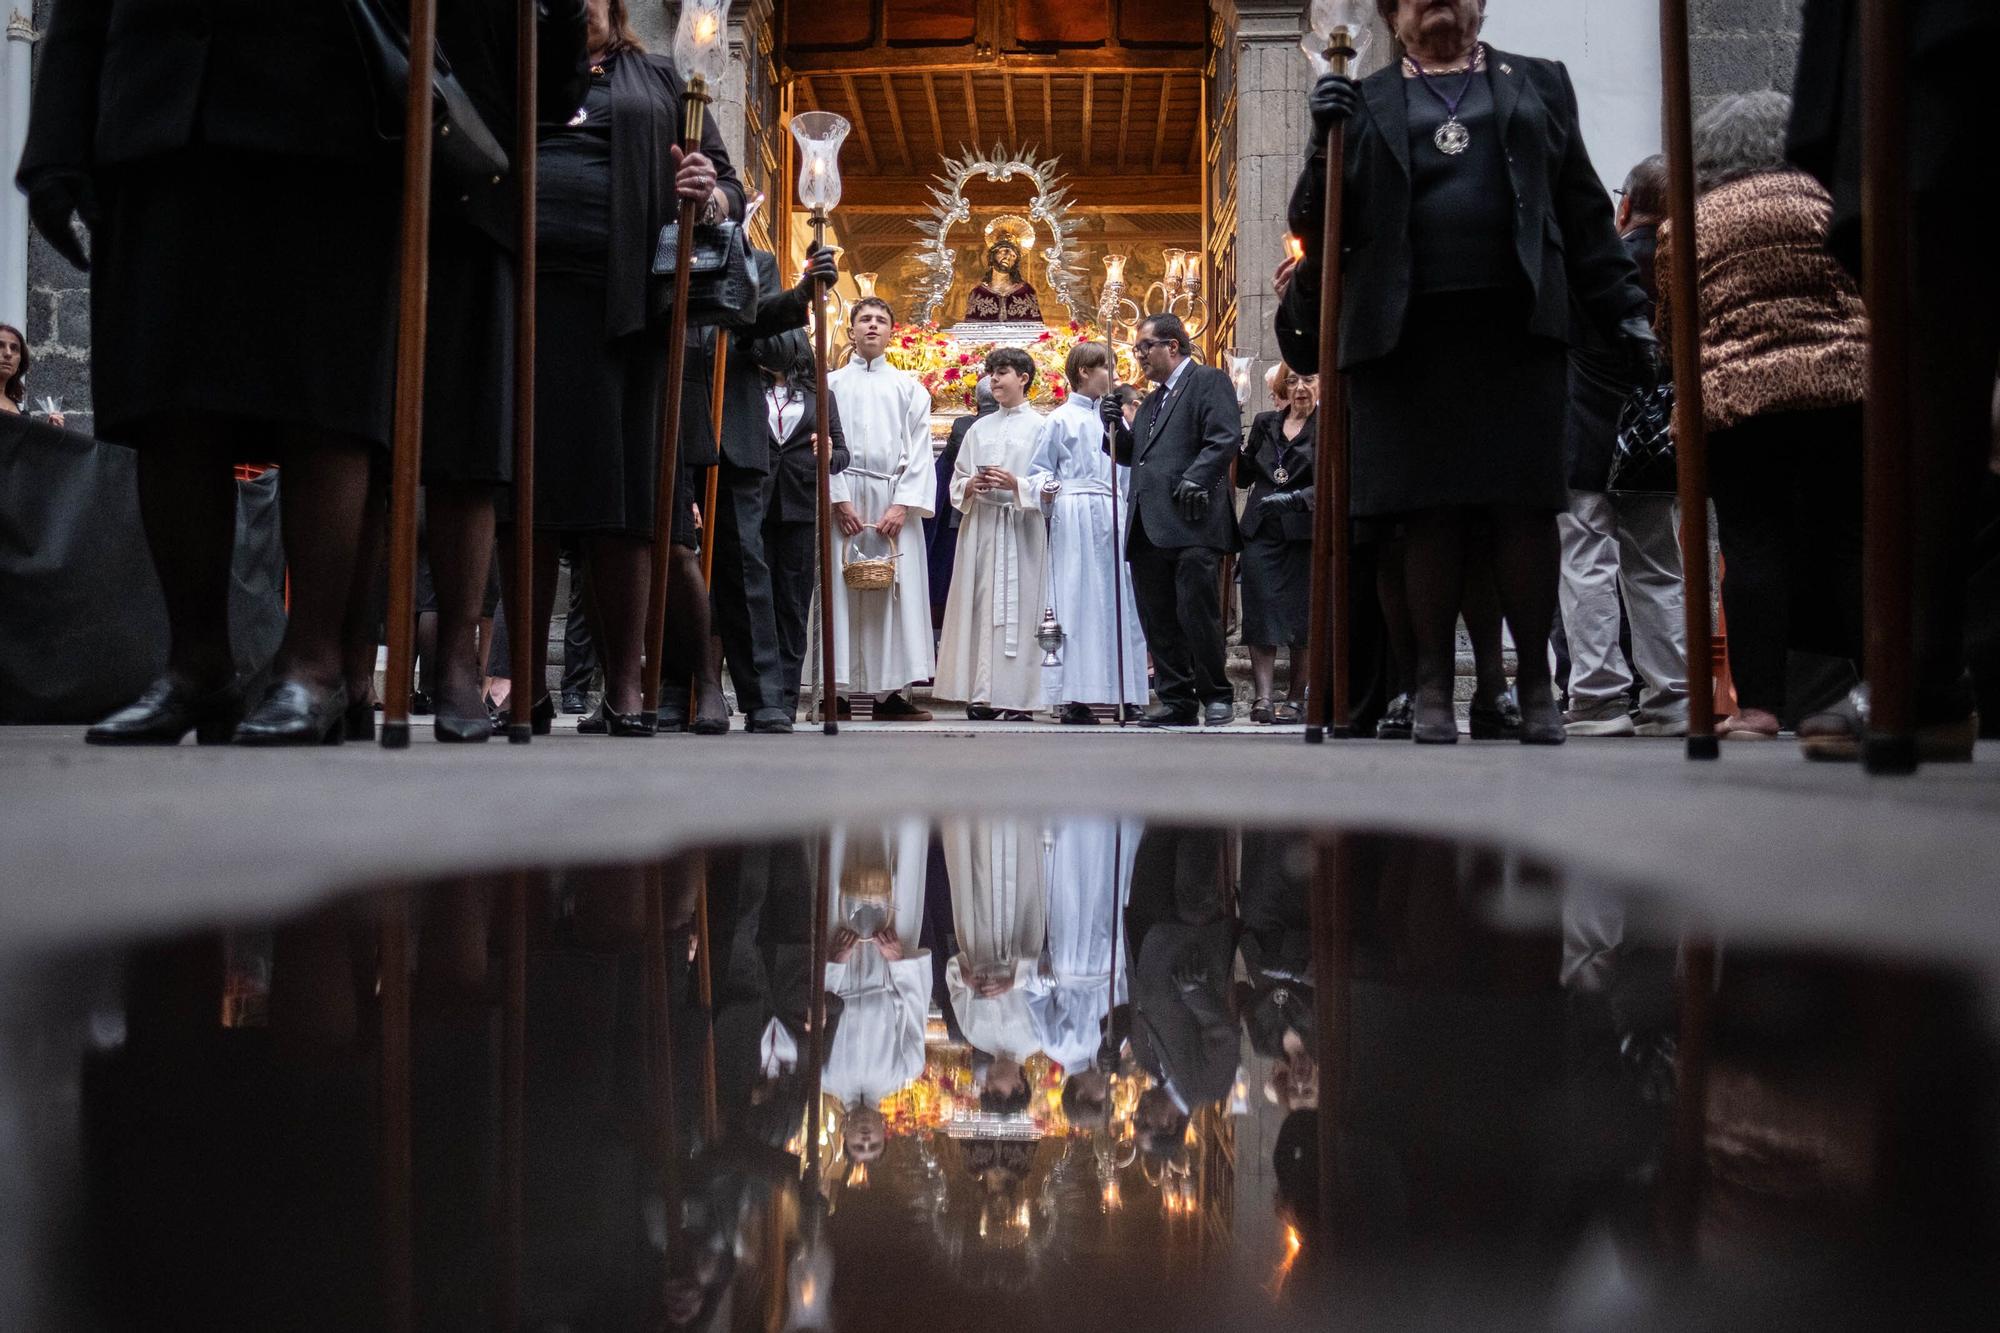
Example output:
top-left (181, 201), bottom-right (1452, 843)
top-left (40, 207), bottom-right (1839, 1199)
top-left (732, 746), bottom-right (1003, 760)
top-left (963, 239), bottom-right (1043, 324)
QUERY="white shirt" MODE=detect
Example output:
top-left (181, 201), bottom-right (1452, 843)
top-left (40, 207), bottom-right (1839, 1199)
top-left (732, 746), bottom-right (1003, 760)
top-left (766, 384), bottom-right (805, 443)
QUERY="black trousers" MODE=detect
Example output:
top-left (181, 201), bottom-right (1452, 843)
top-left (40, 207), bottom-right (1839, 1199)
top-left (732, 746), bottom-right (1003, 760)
top-left (1709, 404), bottom-right (1864, 715)
top-left (763, 513), bottom-right (819, 719)
top-left (1128, 513), bottom-right (1230, 710)
top-left (559, 546), bottom-right (598, 697)
top-left (709, 459), bottom-right (785, 716)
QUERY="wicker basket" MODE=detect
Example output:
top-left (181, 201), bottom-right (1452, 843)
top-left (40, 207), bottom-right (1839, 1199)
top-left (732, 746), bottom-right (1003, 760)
top-left (842, 533), bottom-right (900, 591)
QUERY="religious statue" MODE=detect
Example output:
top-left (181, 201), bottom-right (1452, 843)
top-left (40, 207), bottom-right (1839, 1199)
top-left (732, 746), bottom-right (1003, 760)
top-left (961, 236), bottom-right (1044, 324)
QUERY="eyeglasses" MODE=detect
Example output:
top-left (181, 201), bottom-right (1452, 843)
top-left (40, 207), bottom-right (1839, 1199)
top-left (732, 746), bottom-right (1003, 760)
top-left (1134, 338), bottom-right (1168, 353)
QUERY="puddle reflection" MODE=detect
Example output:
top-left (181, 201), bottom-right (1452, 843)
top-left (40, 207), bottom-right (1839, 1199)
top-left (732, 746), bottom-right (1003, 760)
top-left (7, 821), bottom-right (1997, 1329)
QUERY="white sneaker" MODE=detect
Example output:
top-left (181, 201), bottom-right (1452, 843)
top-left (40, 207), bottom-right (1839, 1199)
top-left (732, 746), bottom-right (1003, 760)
top-left (1634, 715), bottom-right (1690, 737)
top-left (1564, 712), bottom-right (1637, 737)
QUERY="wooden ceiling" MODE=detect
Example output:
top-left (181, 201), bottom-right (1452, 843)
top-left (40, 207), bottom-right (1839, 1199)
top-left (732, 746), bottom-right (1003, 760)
top-left (792, 69), bottom-right (1204, 212)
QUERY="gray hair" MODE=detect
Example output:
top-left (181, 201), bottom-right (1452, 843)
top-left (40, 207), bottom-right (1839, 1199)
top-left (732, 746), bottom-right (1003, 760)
top-left (1693, 91), bottom-right (1794, 194)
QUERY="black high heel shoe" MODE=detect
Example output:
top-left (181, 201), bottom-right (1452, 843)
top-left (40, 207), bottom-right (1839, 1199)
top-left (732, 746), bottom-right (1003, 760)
top-left (85, 676), bottom-right (244, 746)
top-left (488, 693), bottom-right (555, 737)
top-left (343, 697), bottom-right (377, 743)
top-left (234, 681), bottom-right (349, 746)
top-left (602, 702), bottom-right (656, 737)
top-left (435, 710), bottom-right (492, 743)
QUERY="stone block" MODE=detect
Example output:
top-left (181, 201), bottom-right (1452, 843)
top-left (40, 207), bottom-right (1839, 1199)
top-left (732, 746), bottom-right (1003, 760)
top-left (1689, 31), bottom-right (1771, 98)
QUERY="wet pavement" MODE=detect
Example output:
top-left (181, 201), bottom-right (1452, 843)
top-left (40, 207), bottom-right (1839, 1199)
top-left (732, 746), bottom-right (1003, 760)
top-left (4, 815), bottom-right (1997, 1330)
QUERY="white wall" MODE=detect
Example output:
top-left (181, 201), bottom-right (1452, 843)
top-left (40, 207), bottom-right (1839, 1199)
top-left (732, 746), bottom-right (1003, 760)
top-left (1482, 0), bottom-right (1662, 196)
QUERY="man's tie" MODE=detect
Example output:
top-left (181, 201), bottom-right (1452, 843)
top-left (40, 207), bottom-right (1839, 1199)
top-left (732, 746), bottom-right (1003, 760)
top-left (1146, 383), bottom-right (1173, 443)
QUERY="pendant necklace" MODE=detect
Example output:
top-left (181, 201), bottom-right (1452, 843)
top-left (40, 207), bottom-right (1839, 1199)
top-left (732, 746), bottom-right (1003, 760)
top-left (1272, 433), bottom-right (1291, 485)
top-left (1407, 46), bottom-right (1483, 157)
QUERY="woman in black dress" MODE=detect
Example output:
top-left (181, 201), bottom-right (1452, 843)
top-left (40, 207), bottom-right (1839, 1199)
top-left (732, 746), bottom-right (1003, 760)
top-left (23, 0), bottom-right (403, 745)
top-left (503, 0), bottom-right (744, 736)
top-left (1280, 0), bottom-right (1653, 744)
top-left (1237, 365), bottom-right (1318, 724)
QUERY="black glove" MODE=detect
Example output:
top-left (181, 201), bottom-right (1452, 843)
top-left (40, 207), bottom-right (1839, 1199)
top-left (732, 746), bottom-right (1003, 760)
top-left (794, 242), bottom-right (838, 298)
top-left (1173, 478), bottom-right (1210, 525)
top-left (27, 172), bottom-right (94, 273)
top-left (1309, 73), bottom-right (1361, 141)
top-left (1171, 953), bottom-right (1212, 994)
top-left (1617, 316), bottom-right (1662, 393)
top-left (1098, 392), bottom-right (1125, 432)
top-left (1261, 489), bottom-right (1310, 515)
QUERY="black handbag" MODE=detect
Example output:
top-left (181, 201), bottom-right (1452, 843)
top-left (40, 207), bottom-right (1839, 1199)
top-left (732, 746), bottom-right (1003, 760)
top-left (344, 0), bottom-right (511, 194)
top-left (650, 219), bottom-right (762, 329)
top-left (1608, 381), bottom-right (1678, 494)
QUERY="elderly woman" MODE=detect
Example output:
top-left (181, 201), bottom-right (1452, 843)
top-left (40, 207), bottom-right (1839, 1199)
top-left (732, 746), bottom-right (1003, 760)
top-left (1238, 364), bottom-right (1319, 723)
top-left (1279, 0), bottom-right (1654, 744)
top-left (1656, 91), bottom-right (1869, 742)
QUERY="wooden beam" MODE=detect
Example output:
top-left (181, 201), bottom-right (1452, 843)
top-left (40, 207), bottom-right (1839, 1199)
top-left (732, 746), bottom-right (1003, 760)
top-left (1042, 75), bottom-right (1053, 153)
top-left (839, 74), bottom-right (880, 174)
top-left (1151, 73), bottom-right (1172, 173)
top-left (797, 76), bottom-right (818, 112)
top-left (784, 48), bottom-right (1205, 76)
top-left (922, 72), bottom-right (944, 158)
top-left (1081, 73), bottom-right (1095, 169)
top-left (879, 72), bottom-right (911, 170)
top-left (963, 71), bottom-right (981, 150)
top-left (1003, 73), bottom-right (1018, 149)
top-left (833, 172), bottom-right (1198, 212)
top-left (1116, 75), bottom-right (1132, 170)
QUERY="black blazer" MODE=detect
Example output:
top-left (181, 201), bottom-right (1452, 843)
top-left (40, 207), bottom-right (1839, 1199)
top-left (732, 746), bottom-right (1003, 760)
top-left (439, 0), bottom-right (589, 251)
top-left (603, 53), bottom-right (745, 341)
top-left (1107, 361), bottom-right (1243, 553)
top-left (714, 251), bottom-right (816, 472)
top-left (19, 0), bottom-right (383, 183)
top-left (1238, 410), bottom-right (1316, 542)
top-left (762, 386), bottom-right (848, 526)
top-left (1277, 48), bottom-right (1645, 374)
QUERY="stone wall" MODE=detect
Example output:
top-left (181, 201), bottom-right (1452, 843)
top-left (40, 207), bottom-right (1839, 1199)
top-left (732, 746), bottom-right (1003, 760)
top-left (21, 0), bottom-right (91, 432)
top-left (1691, 0), bottom-right (1806, 107)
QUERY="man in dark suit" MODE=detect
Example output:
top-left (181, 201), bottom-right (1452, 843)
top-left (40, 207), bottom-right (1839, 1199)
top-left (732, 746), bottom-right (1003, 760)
top-left (755, 330), bottom-right (849, 722)
top-left (1099, 315), bottom-right (1241, 727)
top-left (707, 247), bottom-right (838, 733)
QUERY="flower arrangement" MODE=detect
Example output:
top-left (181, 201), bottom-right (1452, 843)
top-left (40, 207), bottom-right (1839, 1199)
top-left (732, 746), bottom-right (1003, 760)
top-left (886, 320), bottom-right (1125, 412)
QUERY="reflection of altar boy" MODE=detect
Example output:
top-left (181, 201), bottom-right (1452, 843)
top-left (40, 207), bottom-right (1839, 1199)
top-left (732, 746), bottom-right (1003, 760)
top-left (943, 817), bottom-right (1049, 1090)
top-left (935, 348), bottom-right (1048, 720)
top-left (822, 819), bottom-right (931, 1163)
top-left (1028, 816), bottom-right (1139, 1078)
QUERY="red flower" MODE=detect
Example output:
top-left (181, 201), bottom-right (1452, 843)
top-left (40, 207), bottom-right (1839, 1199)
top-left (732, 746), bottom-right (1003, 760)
top-left (958, 353), bottom-right (971, 365)
top-left (901, 335), bottom-right (914, 348)
top-left (1038, 332), bottom-right (1053, 342)
top-left (944, 368), bottom-right (961, 381)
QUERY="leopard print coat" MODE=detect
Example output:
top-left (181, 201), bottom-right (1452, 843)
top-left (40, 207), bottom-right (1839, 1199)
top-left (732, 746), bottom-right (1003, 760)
top-left (1657, 171), bottom-right (1869, 432)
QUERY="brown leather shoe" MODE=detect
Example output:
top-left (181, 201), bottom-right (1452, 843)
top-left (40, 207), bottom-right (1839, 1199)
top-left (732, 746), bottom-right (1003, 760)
top-left (872, 692), bottom-right (933, 722)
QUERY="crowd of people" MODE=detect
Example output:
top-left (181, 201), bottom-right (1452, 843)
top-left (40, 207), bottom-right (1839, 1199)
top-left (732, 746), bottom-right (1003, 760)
top-left (11, 0), bottom-right (1995, 755)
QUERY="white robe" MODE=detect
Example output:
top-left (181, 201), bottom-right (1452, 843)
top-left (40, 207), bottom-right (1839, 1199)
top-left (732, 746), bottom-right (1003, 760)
top-left (934, 401), bottom-right (1050, 711)
top-left (1030, 395), bottom-right (1150, 706)
top-left (808, 354), bottom-right (937, 695)
top-left (1027, 817), bottom-right (1140, 1074)
top-left (943, 818), bottom-right (1049, 1063)
top-left (821, 820), bottom-right (931, 1108)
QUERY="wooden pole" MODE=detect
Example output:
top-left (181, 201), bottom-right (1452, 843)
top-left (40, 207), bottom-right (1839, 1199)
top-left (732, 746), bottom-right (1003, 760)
top-left (506, 0), bottom-right (539, 743)
top-left (1860, 0), bottom-right (1916, 773)
top-left (1098, 819), bottom-right (1124, 1067)
top-left (1307, 833), bottom-right (1351, 1244)
top-left (810, 214), bottom-right (841, 734)
top-left (693, 851), bottom-right (720, 1146)
top-left (1660, 0), bottom-right (1720, 760)
top-left (497, 871), bottom-right (528, 1331)
top-left (643, 865), bottom-right (684, 1241)
top-left (1303, 33), bottom-right (1358, 744)
top-left (376, 888), bottom-right (413, 1331)
top-left (640, 83), bottom-right (712, 727)
top-left (380, 0), bottom-right (439, 749)
top-left (1657, 935), bottom-right (1715, 1254)
top-left (804, 832), bottom-right (833, 1191)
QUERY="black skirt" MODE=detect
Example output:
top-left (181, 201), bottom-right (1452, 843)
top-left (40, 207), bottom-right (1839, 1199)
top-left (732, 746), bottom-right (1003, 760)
top-left (1347, 289), bottom-right (1570, 517)
top-left (422, 222), bottom-right (515, 484)
top-left (519, 271), bottom-right (694, 546)
top-left (90, 150), bottom-right (399, 448)
top-left (1240, 527), bottom-right (1313, 646)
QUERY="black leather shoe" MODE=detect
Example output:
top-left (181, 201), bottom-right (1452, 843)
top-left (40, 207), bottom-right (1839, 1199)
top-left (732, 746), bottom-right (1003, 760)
top-left (966, 703), bottom-right (1000, 721)
top-left (560, 689), bottom-right (589, 715)
top-left (655, 691), bottom-right (690, 734)
top-left (1059, 702), bottom-right (1100, 725)
top-left (1202, 701), bottom-right (1235, 727)
top-left (746, 708), bottom-right (794, 734)
top-left (576, 704), bottom-right (607, 735)
top-left (490, 693), bottom-right (555, 737)
top-left (86, 676), bottom-right (244, 746)
top-left (343, 697), bottom-right (377, 743)
top-left (1469, 691), bottom-right (1525, 741)
top-left (1140, 704), bottom-right (1198, 728)
top-left (1375, 693), bottom-right (1414, 740)
top-left (435, 710), bottom-right (492, 743)
top-left (1119, 703), bottom-right (1146, 723)
top-left (234, 680), bottom-right (349, 746)
top-left (603, 702), bottom-right (656, 737)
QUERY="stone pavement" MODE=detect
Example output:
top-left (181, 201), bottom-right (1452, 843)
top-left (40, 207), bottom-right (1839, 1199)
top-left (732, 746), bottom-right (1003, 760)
top-left (3, 725), bottom-right (1997, 974)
